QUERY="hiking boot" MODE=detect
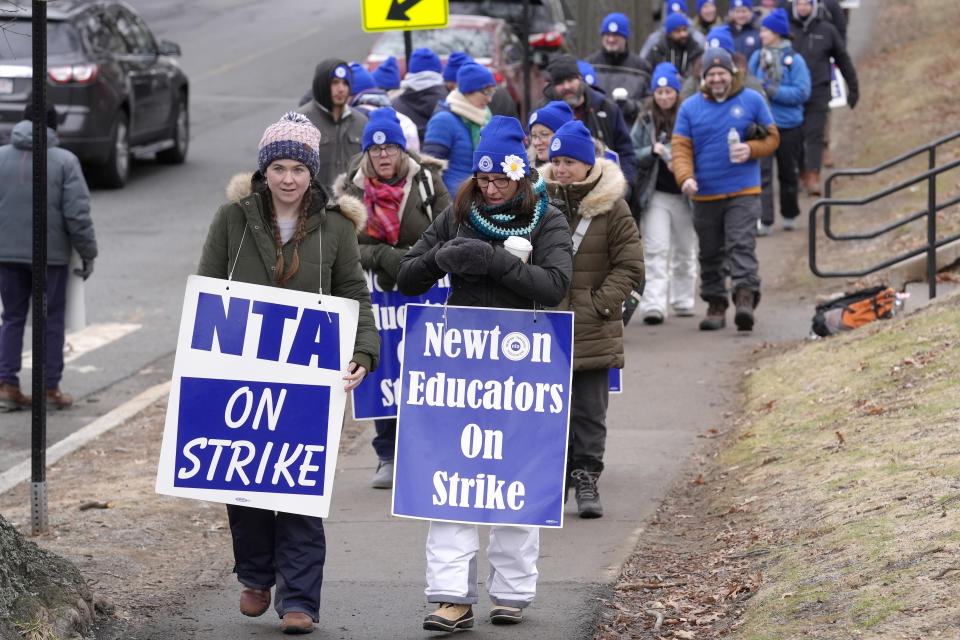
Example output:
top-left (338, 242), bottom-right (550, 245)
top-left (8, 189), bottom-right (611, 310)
top-left (570, 469), bottom-right (603, 518)
top-left (806, 171), bottom-right (822, 197)
top-left (0, 382), bottom-right (31, 411)
top-left (45, 387), bottom-right (73, 409)
top-left (280, 612), bottom-right (314, 634)
top-left (699, 300), bottom-right (727, 331)
top-left (371, 459), bottom-right (394, 489)
top-left (239, 587), bottom-right (271, 617)
top-left (782, 218), bottom-right (797, 231)
top-left (642, 310), bottom-right (664, 325)
top-left (734, 288), bottom-right (756, 332)
top-left (822, 147), bottom-right (834, 168)
top-left (423, 603), bottom-right (474, 632)
top-left (490, 605), bottom-right (523, 625)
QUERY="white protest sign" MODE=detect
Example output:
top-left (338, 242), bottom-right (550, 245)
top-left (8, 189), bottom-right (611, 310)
top-left (155, 275), bottom-right (358, 518)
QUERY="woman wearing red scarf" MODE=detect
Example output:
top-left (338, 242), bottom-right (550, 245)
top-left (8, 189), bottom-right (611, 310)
top-left (333, 107), bottom-right (451, 489)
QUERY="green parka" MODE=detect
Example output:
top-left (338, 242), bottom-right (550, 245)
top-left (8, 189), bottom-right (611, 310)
top-left (198, 172), bottom-right (380, 374)
top-left (542, 158), bottom-right (645, 371)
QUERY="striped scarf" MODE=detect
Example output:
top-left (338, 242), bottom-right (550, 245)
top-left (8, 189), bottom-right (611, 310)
top-left (363, 176), bottom-right (406, 245)
top-left (468, 170), bottom-right (549, 240)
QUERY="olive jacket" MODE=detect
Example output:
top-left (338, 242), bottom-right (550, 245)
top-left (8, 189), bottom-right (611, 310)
top-left (541, 158), bottom-right (645, 371)
top-left (198, 172), bottom-right (380, 374)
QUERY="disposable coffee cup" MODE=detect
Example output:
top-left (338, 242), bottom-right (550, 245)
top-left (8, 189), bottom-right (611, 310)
top-left (503, 236), bottom-right (532, 263)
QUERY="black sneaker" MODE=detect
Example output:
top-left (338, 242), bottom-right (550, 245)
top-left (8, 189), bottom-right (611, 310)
top-left (570, 469), bottom-right (603, 518)
top-left (490, 605), bottom-right (523, 625)
top-left (423, 603), bottom-right (474, 632)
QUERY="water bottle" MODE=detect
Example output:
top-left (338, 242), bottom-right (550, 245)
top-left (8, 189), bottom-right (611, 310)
top-left (728, 127), bottom-right (741, 163)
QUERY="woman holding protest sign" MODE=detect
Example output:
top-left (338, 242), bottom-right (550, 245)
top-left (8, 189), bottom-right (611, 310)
top-left (397, 115), bottom-right (573, 630)
top-left (333, 106), bottom-right (451, 489)
top-left (197, 111), bottom-right (379, 635)
top-left (542, 120), bottom-right (644, 519)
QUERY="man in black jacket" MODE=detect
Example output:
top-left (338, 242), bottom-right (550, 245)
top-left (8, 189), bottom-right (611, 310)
top-left (789, 0), bottom-right (858, 196)
top-left (645, 13), bottom-right (704, 80)
top-left (584, 12), bottom-right (652, 129)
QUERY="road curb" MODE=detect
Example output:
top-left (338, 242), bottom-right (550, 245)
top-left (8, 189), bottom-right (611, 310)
top-left (0, 381), bottom-right (170, 496)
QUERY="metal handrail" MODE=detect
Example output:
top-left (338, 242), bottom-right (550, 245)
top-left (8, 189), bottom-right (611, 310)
top-left (809, 130), bottom-right (960, 300)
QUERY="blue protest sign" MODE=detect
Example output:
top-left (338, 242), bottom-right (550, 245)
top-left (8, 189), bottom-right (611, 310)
top-left (609, 368), bottom-right (622, 393)
top-left (156, 275), bottom-right (359, 517)
top-left (392, 304), bottom-right (574, 528)
top-left (351, 270), bottom-right (450, 420)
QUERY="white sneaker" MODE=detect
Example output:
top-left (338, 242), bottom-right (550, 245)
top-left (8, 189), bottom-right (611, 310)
top-left (782, 218), bottom-right (797, 231)
top-left (371, 460), bottom-right (394, 489)
top-left (757, 222), bottom-right (773, 236)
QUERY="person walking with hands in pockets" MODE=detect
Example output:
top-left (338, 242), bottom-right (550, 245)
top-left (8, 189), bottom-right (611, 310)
top-left (397, 115), bottom-right (572, 631)
top-left (198, 111), bottom-right (380, 635)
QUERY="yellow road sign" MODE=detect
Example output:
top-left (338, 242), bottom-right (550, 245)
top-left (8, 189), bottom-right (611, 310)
top-left (362, 0), bottom-right (449, 33)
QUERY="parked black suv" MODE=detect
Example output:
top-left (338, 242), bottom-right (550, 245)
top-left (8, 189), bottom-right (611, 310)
top-left (0, 0), bottom-right (189, 187)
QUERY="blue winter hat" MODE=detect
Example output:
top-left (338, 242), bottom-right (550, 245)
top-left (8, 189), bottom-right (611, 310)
top-left (258, 112), bottom-right (322, 178)
top-left (408, 47), bottom-right (442, 74)
top-left (696, 0), bottom-right (715, 13)
top-left (473, 116), bottom-right (529, 177)
top-left (372, 56), bottom-right (401, 90)
top-left (362, 107), bottom-right (406, 152)
top-left (444, 51), bottom-right (474, 83)
top-left (549, 120), bottom-right (595, 166)
top-left (762, 8), bottom-right (792, 37)
top-left (578, 60), bottom-right (599, 87)
top-left (527, 100), bottom-right (574, 134)
top-left (706, 25), bottom-right (735, 53)
top-left (730, 0), bottom-right (753, 8)
top-left (651, 62), bottom-right (682, 93)
top-left (330, 63), bottom-right (351, 87)
top-left (349, 62), bottom-right (375, 94)
top-left (457, 62), bottom-right (496, 95)
top-left (600, 12), bottom-right (630, 39)
top-left (664, 0), bottom-right (690, 15)
top-left (664, 12), bottom-right (690, 34)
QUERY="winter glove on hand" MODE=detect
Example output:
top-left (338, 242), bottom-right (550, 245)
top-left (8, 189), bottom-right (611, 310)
top-left (847, 89), bottom-right (859, 109)
top-left (73, 259), bottom-right (94, 280)
top-left (434, 237), bottom-right (493, 276)
top-left (375, 269), bottom-right (397, 292)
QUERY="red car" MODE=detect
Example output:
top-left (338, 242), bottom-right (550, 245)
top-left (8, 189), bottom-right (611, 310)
top-left (364, 15), bottom-right (545, 115)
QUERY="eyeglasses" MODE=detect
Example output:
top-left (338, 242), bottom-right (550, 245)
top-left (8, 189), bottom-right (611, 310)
top-left (530, 132), bottom-right (552, 142)
top-left (475, 175), bottom-right (512, 190)
top-left (368, 144), bottom-right (401, 157)
top-left (481, 88), bottom-right (496, 97)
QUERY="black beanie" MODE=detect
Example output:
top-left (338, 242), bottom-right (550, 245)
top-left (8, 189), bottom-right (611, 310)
top-left (547, 54), bottom-right (581, 84)
top-left (23, 102), bottom-right (58, 131)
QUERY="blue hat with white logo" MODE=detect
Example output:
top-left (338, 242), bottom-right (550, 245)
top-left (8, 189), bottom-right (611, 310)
top-left (362, 107), bottom-right (406, 153)
top-left (408, 47), bottom-right (442, 74)
top-left (706, 25), bottom-right (735, 53)
top-left (762, 8), bottom-right (791, 37)
top-left (731, 0), bottom-right (753, 8)
top-left (697, 0), bottom-right (716, 13)
top-left (473, 116), bottom-right (529, 177)
top-left (651, 62), bottom-right (682, 93)
top-left (665, 12), bottom-right (690, 34)
top-left (527, 100), bottom-right (574, 134)
top-left (349, 62), bottom-right (375, 94)
top-left (330, 63), bottom-right (351, 87)
top-left (577, 60), bottom-right (599, 88)
top-left (372, 56), bottom-right (401, 90)
top-left (549, 120), bottom-right (595, 166)
top-left (601, 12), bottom-right (630, 39)
top-left (664, 0), bottom-right (690, 15)
top-left (444, 51), bottom-right (474, 83)
top-left (457, 62), bottom-right (496, 95)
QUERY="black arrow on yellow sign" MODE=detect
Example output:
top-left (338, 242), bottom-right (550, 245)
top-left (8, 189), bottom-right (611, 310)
top-left (387, 0), bottom-right (426, 21)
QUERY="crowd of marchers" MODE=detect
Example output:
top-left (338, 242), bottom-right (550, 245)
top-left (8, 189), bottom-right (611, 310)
top-left (0, 0), bottom-right (858, 634)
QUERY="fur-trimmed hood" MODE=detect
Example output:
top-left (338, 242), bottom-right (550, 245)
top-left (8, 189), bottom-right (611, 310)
top-left (330, 150), bottom-right (448, 200)
top-left (540, 157), bottom-right (627, 219)
top-left (224, 171), bottom-right (367, 233)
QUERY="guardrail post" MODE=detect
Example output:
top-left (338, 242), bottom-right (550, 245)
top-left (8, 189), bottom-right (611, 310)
top-left (928, 148), bottom-right (937, 299)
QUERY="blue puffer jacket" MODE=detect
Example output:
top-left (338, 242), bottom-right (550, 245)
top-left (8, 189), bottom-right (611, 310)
top-left (730, 18), bottom-right (762, 59)
top-left (748, 45), bottom-right (811, 129)
top-left (0, 120), bottom-right (97, 265)
top-left (422, 104), bottom-right (475, 195)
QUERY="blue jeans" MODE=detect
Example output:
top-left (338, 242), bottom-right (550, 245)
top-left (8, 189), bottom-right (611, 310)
top-left (0, 263), bottom-right (68, 388)
top-left (373, 418), bottom-right (396, 461)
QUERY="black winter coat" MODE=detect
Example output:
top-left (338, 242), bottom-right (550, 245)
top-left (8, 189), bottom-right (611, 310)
top-left (392, 84), bottom-right (449, 143)
top-left (789, 13), bottom-right (857, 104)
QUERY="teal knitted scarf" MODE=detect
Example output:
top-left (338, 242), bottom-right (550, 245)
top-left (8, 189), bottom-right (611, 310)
top-left (468, 170), bottom-right (549, 240)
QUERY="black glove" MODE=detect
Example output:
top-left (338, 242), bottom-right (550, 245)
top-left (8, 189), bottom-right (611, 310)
top-left (73, 258), bottom-right (94, 280)
top-left (375, 269), bottom-right (396, 291)
top-left (847, 89), bottom-right (859, 109)
top-left (434, 237), bottom-right (493, 276)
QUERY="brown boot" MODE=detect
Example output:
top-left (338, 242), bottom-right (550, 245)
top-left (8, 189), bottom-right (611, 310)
top-left (806, 171), bottom-right (822, 197)
top-left (239, 587), bottom-right (271, 617)
top-left (822, 147), bottom-right (834, 168)
top-left (0, 382), bottom-right (31, 411)
top-left (699, 299), bottom-right (728, 331)
top-left (734, 289), bottom-right (757, 332)
top-left (45, 387), bottom-right (73, 409)
top-left (280, 612), bottom-right (314, 634)
top-left (423, 603), bottom-right (474, 632)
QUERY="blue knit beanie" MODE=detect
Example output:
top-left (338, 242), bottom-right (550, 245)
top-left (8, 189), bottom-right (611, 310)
top-left (730, 0), bottom-right (753, 8)
top-left (349, 62), bottom-right (375, 94)
top-left (473, 116), bottom-right (529, 177)
top-left (444, 51), bottom-right (474, 83)
top-left (665, 12), bottom-right (690, 34)
top-left (697, 0), bottom-right (715, 13)
top-left (651, 62), bottom-right (682, 93)
top-left (577, 60), bottom-right (599, 87)
top-left (362, 107), bottom-right (406, 152)
top-left (258, 112), bottom-right (322, 178)
top-left (600, 12), bottom-right (630, 39)
top-left (408, 47), bottom-right (442, 74)
top-left (549, 120), bottom-right (595, 166)
top-left (330, 63), bottom-right (351, 88)
top-left (665, 0), bottom-right (690, 15)
top-left (372, 56), bottom-right (401, 90)
top-left (706, 25), bottom-right (735, 53)
top-left (762, 8), bottom-right (791, 37)
top-left (527, 100), bottom-right (574, 134)
top-left (457, 62), bottom-right (496, 95)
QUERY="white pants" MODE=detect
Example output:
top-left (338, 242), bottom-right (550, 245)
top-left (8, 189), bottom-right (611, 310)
top-left (425, 521), bottom-right (539, 608)
top-left (639, 191), bottom-right (698, 316)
